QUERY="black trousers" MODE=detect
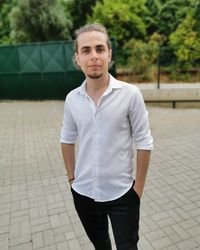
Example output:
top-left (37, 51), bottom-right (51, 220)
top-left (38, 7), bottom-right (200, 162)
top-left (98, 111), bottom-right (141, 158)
top-left (71, 184), bottom-right (140, 250)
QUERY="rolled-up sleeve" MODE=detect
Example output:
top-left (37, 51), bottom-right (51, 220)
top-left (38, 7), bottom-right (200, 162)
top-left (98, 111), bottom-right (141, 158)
top-left (129, 87), bottom-right (153, 150)
top-left (60, 96), bottom-right (78, 144)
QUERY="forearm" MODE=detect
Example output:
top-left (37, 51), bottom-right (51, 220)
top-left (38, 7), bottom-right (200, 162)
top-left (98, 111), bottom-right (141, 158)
top-left (134, 149), bottom-right (151, 198)
top-left (61, 143), bottom-right (75, 180)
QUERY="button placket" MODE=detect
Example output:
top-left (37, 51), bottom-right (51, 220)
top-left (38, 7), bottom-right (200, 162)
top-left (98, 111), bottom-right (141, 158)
top-left (91, 108), bottom-right (101, 199)
top-left (93, 117), bottom-right (99, 167)
top-left (87, 94), bottom-right (105, 199)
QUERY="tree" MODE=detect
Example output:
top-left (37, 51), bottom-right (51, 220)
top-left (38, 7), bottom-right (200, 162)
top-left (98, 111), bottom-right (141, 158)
top-left (65, 0), bottom-right (99, 34)
top-left (87, 0), bottom-right (148, 65)
top-left (0, 0), bottom-right (17, 44)
top-left (145, 0), bottom-right (162, 35)
top-left (158, 0), bottom-right (188, 38)
top-left (169, 12), bottom-right (200, 66)
top-left (125, 33), bottom-right (163, 81)
top-left (9, 0), bottom-right (72, 43)
top-left (88, 0), bottom-right (147, 47)
top-left (188, 0), bottom-right (200, 32)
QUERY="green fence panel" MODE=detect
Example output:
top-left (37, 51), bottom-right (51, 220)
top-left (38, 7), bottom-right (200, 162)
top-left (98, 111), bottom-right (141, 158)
top-left (66, 71), bottom-right (85, 93)
top-left (0, 74), bottom-right (21, 99)
top-left (64, 41), bottom-right (85, 91)
top-left (19, 74), bottom-right (43, 99)
top-left (18, 44), bottom-right (41, 73)
top-left (65, 41), bottom-right (77, 72)
top-left (0, 75), bottom-right (2, 98)
top-left (42, 72), bottom-right (66, 99)
top-left (0, 41), bottom-right (116, 100)
top-left (0, 46), bottom-right (19, 73)
top-left (41, 42), bottom-right (66, 73)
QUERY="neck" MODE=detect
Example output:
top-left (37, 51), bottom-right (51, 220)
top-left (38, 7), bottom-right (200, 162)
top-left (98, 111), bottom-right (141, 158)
top-left (86, 73), bottom-right (109, 92)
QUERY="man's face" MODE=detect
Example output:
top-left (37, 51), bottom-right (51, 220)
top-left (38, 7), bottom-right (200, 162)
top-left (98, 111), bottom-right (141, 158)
top-left (75, 31), bottom-right (112, 79)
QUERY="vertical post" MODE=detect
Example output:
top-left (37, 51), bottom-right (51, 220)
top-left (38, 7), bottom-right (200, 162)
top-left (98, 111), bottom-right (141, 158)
top-left (157, 45), bottom-right (161, 89)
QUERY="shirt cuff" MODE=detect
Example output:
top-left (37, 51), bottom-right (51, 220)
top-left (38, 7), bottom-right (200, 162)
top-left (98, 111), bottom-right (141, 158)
top-left (60, 129), bottom-right (77, 144)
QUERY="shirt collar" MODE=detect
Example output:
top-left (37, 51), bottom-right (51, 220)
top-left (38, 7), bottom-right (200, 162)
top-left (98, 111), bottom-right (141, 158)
top-left (78, 74), bottom-right (123, 97)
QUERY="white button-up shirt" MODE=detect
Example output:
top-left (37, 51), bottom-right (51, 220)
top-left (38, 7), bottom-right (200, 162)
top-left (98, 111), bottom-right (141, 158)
top-left (60, 74), bottom-right (153, 202)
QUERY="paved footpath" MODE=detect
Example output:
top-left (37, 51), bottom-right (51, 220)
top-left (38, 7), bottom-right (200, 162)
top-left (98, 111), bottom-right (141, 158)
top-left (0, 101), bottom-right (200, 250)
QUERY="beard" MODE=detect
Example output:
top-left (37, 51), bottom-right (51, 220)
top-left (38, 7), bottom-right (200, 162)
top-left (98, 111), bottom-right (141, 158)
top-left (87, 72), bottom-right (103, 79)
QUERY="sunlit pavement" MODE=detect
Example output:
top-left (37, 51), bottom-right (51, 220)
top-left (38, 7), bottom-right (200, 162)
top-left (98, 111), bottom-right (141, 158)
top-left (0, 100), bottom-right (200, 250)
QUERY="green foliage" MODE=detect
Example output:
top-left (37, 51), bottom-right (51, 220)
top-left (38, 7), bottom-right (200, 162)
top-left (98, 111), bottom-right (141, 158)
top-left (145, 0), bottom-right (162, 35)
top-left (159, 0), bottom-right (188, 38)
top-left (0, 0), bottom-right (17, 44)
top-left (189, 0), bottom-right (200, 31)
top-left (124, 33), bottom-right (162, 81)
top-left (170, 69), bottom-right (191, 82)
top-left (87, 0), bottom-right (148, 66)
top-left (88, 0), bottom-right (147, 47)
top-left (0, 0), bottom-right (200, 80)
top-left (65, 0), bottom-right (99, 34)
top-left (9, 0), bottom-right (72, 43)
top-left (169, 13), bottom-right (200, 65)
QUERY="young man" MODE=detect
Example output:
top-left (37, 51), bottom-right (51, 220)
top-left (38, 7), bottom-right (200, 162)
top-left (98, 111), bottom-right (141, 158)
top-left (60, 23), bottom-right (153, 250)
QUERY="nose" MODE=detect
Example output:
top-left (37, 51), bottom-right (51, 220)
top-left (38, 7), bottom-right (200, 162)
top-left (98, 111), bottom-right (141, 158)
top-left (90, 49), bottom-right (98, 60)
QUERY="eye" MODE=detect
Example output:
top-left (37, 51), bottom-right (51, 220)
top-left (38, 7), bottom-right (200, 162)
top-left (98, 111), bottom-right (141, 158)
top-left (82, 48), bottom-right (90, 54)
top-left (96, 46), bottom-right (105, 53)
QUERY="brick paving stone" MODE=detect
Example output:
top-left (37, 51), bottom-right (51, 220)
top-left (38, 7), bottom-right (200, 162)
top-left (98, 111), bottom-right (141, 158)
top-left (29, 208), bottom-right (39, 220)
top-left (0, 203), bottom-right (11, 215)
top-left (49, 214), bottom-right (61, 228)
top-left (68, 238), bottom-right (82, 250)
top-left (177, 238), bottom-right (200, 250)
top-left (38, 206), bottom-right (48, 218)
top-left (32, 232), bottom-right (44, 249)
top-left (138, 235), bottom-right (154, 250)
top-left (145, 229), bottom-right (166, 242)
top-left (31, 217), bottom-right (49, 227)
top-left (163, 246), bottom-right (179, 250)
top-left (47, 245), bottom-right (57, 250)
top-left (168, 233), bottom-right (182, 245)
top-left (72, 222), bottom-right (86, 238)
top-left (0, 214), bottom-right (10, 227)
top-left (59, 213), bottom-right (70, 226)
top-left (20, 221), bottom-right (31, 235)
top-left (195, 235), bottom-right (200, 246)
top-left (53, 225), bottom-right (72, 236)
top-left (0, 225), bottom-right (9, 234)
top-left (139, 220), bottom-right (151, 234)
top-left (0, 233), bottom-right (9, 250)
top-left (0, 101), bottom-right (200, 249)
top-left (9, 223), bottom-right (21, 238)
top-left (9, 234), bottom-right (32, 247)
top-left (77, 235), bottom-right (90, 246)
top-left (54, 233), bottom-right (66, 244)
top-left (9, 242), bottom-right (32, 250)
top-left (57, 241), bottom-right (70, 250)
top-left (187, 225), bottom-right (200, 238)
top-left (10, 215), bottom-right (29, 225)
top-left (31, 223), bottom-right (51, 234)
top-left (151, 237), bottom-right (174, 249)
top-left (43, 230), bottom-right (55, 246)
top-left (65, 231), bottom-right (76, 240)
top-left (81, 244), bottom-right (94, 250)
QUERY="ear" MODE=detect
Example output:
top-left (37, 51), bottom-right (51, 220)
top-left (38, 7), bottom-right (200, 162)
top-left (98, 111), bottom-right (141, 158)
top-left (75, 52), bottom-right (80, 66)
top-left (108, 49), bottom-right (112, 62)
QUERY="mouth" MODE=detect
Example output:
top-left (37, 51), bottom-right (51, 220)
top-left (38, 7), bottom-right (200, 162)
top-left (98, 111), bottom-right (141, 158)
top-left (88, 65), bottom-right (101, 68)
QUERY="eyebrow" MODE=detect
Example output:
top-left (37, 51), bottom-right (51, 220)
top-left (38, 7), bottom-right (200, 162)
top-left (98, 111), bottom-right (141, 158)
top-left (80, 46), bottom-right (90, 51)
top-left (80, 44), bottom-right (106, 50)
